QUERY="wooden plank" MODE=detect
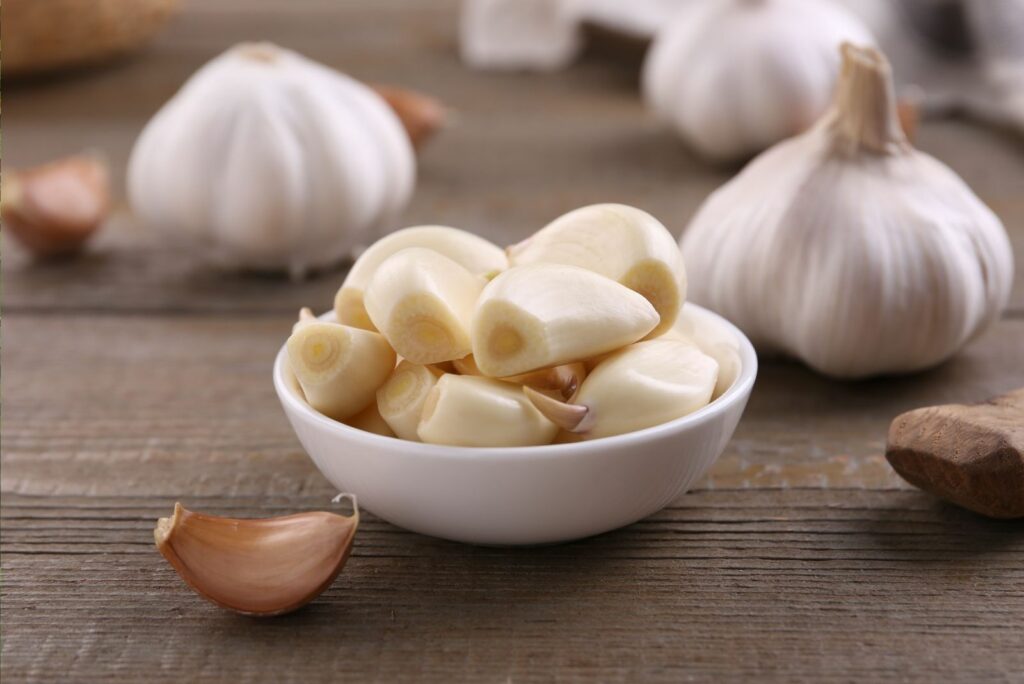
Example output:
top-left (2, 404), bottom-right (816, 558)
top-left (1, 492), bottom-right (1022, 683)
top-left (3, 0), bottom-right (1022, 312)
top-left (3, 313), bottom-right (1023, 498)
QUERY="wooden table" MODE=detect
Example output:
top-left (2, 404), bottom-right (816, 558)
top-left (2, 2), bottom-right (1023, 681)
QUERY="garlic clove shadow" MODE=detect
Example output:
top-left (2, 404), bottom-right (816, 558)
top-left (154, 498), bottom-right (359, 616)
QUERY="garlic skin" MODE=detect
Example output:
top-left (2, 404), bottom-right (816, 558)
top-left (155, 499), bottom-right (359, 616)
top-left (525, 339), bottom-right (718, 439)
top-left (128, 42), bottom-right (415, 279)
top-left (643, 0), bottom-right (874, 163)
top-left (681, 44), bottom-right (1014, 379)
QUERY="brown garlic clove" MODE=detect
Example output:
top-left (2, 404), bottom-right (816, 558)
top-left (154, 497), bottom-right (360, 616)
top-left (1, 155), bottom-right (110, 258)
top-left (897, 98), bottom-right (919, 143)
top-left (524, 386), bottom-right (591, 432)
top-left (507, 362), bottom-right (586, 401)
top-left (372, 84), bottom-right (447, 150)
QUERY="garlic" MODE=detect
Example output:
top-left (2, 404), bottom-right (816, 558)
top-left (371, 85), bottom-right (447, 151)
top-left (460, 0), bottom-right (582, 71)
top-left (364, 248), bottom-right (486, 365)
top-left (417, 374), bottom-right (558, 447)
top-left (335, 226), bottom-right (506, 331)
top-left (127, 42), bottom-right (415, 279)
top-left (526, 338), bottom-right (718, 439)
top-left (471, 263), bottom-right (660, 377)
top-left (671, 313), bottom-right (741, 401)
top-left (643, 0), bottom-right (874, 163)
top-left (287, 316), bottom-right (396, 421)
top-left (507, 203), bottom-right (685, 336)
top-left (345, 401), bottom-right (396, 438)
top-left (376, 360), bottom-right (443, 441)
top-left (681, 44), bottom-right (1014, 378)
top-left (451, 354), bottom-right (586, 400)
top-left (1, 155), bottom-right (110, 257)
top-left (154, 497), bottom-right (359, 616)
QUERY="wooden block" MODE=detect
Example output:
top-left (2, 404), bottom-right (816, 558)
top-left (886, 388), bottom-right (1024, 518)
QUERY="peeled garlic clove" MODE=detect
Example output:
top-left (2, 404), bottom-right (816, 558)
top-left (128, 43), bottom-right (414, 279)
top-left (376, 360), bottom-right (443, 441)
top-left (0, 155), bottom-right (110, 258)
top-left (292, 307), bottom-right (317, 333)
top-left (287, 321), bottom-right (396, 421)
top-left (372, 85), bottom-right (447, 151)
top-left (508, 204), bottom-right (685, 336)
top-left (643, 0), bottom-right (874, 163)
top-left (345, 401), bottom-right (396, 437)
top-left (364, 248), bottom-right (486, 365)
top-left (471, 264), bottom-right (659, 378)
top-left (154, 499), bottom-right (359, 616)
top-left (336, 226), bottom-right (506, 331)
top-left (681, 44), bottom-right (1014, 378)
top-left (527, 339), bottom-right (718, 439)
top-left (451, 355), bottom-right (584, 401)
top-left (417, 374), bottom-right (558, 447)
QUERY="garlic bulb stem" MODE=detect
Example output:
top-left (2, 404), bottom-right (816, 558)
top-left (829, 44), bottom-right (909, 155)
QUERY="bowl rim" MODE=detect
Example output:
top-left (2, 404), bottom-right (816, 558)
top-left (273, 303), bottom-right (757, 461)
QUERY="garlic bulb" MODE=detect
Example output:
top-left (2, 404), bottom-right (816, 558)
top-left (680, 44), bottom-right (1014, 379)
top-left (128, 43), bottom-right (415, 279)
top-left (643, 0), bottom-right (874, 163)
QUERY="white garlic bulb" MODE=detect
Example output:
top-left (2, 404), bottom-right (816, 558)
top-left (680, 44), bottom-right (1014, 379)
top-left (128, 43), bottom-right (415, 279)
top-left (643, 0), bottom-right (874, 163)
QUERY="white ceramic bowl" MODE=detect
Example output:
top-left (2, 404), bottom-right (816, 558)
top-left (274, 303), bottom-right (757, 545)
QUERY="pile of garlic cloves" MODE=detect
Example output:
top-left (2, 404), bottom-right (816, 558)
top-left (287, 204), bottom-right (730, 447)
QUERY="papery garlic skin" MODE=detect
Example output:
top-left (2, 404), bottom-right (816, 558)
top-left (643, 0), bottom-right (874, 163)
top-left (417, 375), bottom-right (558, 447)
top-left (681, 44), bottom-right (1014, 379)
top-left (526, 339), bottom-right (718, 439)
top-left (128, 43), bottom-right (414, 279)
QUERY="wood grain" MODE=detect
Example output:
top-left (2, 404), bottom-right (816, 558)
top-left (3, 313), bottom-right (1023, 499)
top-left (2, 0), bottom-right (1024, 681)
top-left (2, 492), bottom-right (1023, 683)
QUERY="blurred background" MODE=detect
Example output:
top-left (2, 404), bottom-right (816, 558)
top-left (3, 0), bottom-right (1021, 309)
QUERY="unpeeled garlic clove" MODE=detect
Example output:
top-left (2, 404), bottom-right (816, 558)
top-left (1, 155), bottom-right (110, 258)
top-left (154, 497), bottom-right (360, 616)
top-left (372, 85), bottom-right (448, 150)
